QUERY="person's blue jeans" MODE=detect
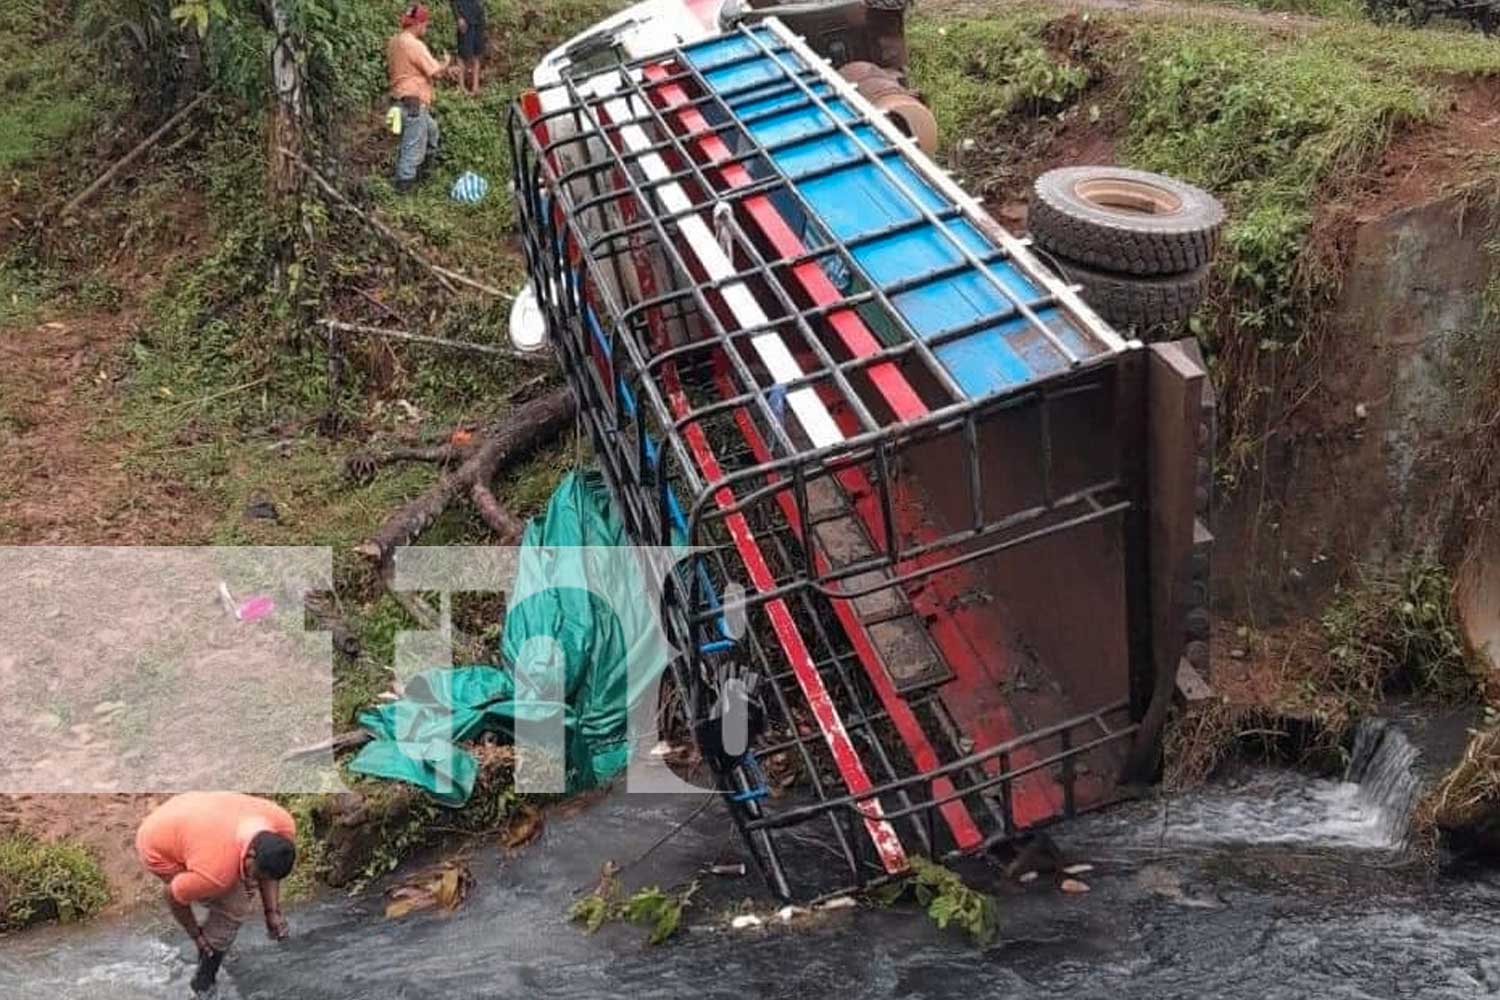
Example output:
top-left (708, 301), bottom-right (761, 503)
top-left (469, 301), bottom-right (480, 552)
top-left (395, 99), bottom-right (439, 185)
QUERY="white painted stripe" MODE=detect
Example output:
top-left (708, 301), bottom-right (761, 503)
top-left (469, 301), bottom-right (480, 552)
top-left (580, 65), bottom-right (844, 448)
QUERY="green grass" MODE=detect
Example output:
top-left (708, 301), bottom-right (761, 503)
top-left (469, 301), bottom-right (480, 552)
top-left (0, 2), bottom-right (105, 176)
top-left (909, 12), bottom-right (1089, 144)
top-left (0, 833), bottom-right (110, 931)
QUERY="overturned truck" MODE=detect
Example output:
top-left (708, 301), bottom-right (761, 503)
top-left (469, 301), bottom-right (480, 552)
top-left (509, 0), bottom-right (1215, 901)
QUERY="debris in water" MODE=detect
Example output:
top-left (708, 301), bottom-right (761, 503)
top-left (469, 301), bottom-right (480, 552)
top-left (384, 861), bottom-right (470, 919)
top-left (776, 905), bottom-right (808, 923)
top-left (730, 914), bottom-right (763, 930)
top-left (1018, 871), bottom-right (1039, 884)
top-left (708, 863), bottom-right (746, 877)
top-left (502, 805), bottom-right (544, 850)
top-left (1062, 863), bottom-right (1095, 876)
top-left (819, 896), bottom-right (857, 911)
top-left (1059, 878), bottom-right (1091, 894)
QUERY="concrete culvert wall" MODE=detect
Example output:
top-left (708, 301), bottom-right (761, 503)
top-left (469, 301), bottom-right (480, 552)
top-left (1218, 192), bottom-right (1500, 616)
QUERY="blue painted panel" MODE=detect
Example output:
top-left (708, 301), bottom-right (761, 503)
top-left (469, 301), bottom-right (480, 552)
top-left (675, 31), bottom-right (1108, 400)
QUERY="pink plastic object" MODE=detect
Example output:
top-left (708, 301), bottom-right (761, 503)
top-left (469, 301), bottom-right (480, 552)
top-left (236, 595), bottom-right (276, 623)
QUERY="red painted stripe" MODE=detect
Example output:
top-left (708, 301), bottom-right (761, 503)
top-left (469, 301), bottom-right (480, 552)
top-left (659, 365), bottom-right (909, 874)
top-left (718, 371), bottom-right (984, 850)
top-left (642, 64), bottom-right (927, 424)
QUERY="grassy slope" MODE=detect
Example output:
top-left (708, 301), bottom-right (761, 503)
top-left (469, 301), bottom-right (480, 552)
top-left (110, 1), bottom-right (622, 734)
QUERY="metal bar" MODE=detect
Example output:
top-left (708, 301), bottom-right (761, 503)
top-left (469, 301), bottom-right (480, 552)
top-left (746, 713), bottom-right (1135, 831)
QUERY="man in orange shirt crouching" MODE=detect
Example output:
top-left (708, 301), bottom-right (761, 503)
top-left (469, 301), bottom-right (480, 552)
top-left (135, 792), bottom-right (297, 995)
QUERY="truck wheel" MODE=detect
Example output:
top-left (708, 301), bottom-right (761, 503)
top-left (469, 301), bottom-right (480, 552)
top-left (1029, 167), bottom-right (1225, 276)
top-left (1056, 257), bottom-right (1211, 333)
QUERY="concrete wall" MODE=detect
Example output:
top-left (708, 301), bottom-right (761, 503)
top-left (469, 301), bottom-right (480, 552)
top-left (1217, 193), bottom-right (1499, 621)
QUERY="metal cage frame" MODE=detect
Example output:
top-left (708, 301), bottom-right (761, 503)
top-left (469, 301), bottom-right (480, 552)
top-left (509, 17), bottom-right (1151, 900)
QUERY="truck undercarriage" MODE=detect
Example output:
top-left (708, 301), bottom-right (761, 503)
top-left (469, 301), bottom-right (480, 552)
top-left (510, 3), bottom-right (1210, 900)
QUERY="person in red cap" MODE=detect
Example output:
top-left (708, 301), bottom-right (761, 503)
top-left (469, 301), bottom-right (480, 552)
top-left (388, 4), bottom-right (450, 193)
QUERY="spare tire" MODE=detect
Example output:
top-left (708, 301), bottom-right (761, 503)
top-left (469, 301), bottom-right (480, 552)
top-left (1058, 257), bottom-right (1211, 332)
top-left (1029, 167), bottom-right (1225, 276)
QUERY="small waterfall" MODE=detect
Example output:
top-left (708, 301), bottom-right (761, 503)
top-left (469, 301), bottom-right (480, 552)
top-left (1066, 717), bottom-right (1426, 852)
top-left (1345, 717), bottom-right (1423, 850)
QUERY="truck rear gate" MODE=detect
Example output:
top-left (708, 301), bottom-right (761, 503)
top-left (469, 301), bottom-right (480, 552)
top-left (511, 18), bottom-right (1178, 901)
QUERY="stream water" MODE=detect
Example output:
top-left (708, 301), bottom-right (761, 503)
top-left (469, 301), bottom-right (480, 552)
top-left (3, 720), bottom-right (1497, 999)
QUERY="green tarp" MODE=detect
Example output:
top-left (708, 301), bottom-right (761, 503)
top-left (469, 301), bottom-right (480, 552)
top-left (349, 471), bottom-right (671, 806)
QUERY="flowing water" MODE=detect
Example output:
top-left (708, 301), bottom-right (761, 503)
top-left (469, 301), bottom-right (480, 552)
top-left (3, 719), bottom-right (1498, 999)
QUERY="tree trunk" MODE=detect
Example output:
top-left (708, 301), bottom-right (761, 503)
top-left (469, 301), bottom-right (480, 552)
top-left (264, 0), bottom-right (305, 202)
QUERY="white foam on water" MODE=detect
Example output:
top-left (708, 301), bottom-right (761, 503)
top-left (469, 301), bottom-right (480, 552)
top-left (1072, 719), bottom-right (1423, 852)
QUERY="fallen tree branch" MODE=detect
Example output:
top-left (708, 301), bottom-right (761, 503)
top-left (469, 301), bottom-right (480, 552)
top-left (430, 265), bottom-right (514, 301)
top-left (283, 730), bottom-right (373, 762)
top-left (321, 319), bottom-right (550, 364)
top-left (280, 149), bottom-right (459, 294)
top-left (356, 386), bottom-right (576, 565)
top-left (471, 482), bottom-right (526, 544)
top-left (64, 92), bottom-right (209, 216)
top-left (354, 286), bottom-right (409, 325)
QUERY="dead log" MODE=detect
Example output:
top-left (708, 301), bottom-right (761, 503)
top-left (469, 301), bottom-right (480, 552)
top-left (356, 386), bottom-right (576, 565)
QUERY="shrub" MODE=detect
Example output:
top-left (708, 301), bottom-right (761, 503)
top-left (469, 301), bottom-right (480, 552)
top-left (1322, 560), bottom-right (1476, 705)
top-left (0, 834), bottom-right (110, 931)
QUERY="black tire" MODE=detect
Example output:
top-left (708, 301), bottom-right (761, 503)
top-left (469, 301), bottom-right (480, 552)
top-left (1057, 257), bottom-right (1211, 332)
top-left (1029, 167), bottom-right (1225, 276)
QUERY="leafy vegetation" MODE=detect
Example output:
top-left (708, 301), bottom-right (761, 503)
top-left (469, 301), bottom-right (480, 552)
top-left (569, 873), bottom-right (698, 946)
top-left (872, 857), bottom-right (1000, 946)
top-left (1322, 560), bottom-right (1477, 705)
top-left (0, 834), bottom-right (110, 931)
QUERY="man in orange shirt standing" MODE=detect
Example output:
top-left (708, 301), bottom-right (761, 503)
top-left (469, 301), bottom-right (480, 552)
top-left (388, 4), bottom-right (451, 193)
top-left (135, 792), bottom-right (298, 995)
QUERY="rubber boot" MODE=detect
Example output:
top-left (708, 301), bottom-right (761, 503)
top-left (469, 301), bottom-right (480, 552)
top-left (190, 948), bottom-right (225, 995)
